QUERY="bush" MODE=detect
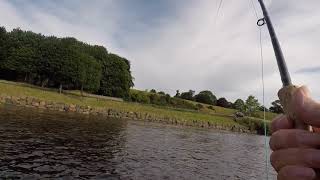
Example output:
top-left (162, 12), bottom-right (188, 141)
top-left (217, 98), bottom-right (231, 108)
top-left (169, 97), bottom-right (197, 110)
top-left (149, 93), bottom-right (168, 106)
top-left (129, 89), bottom-right (197, 110)
top-left (194, 90), bottom-right (217, 105)
top-left (208, 106), bottom-right (215, 111)
top-left (236, 117), bottom-right (271, 135)
top-left (196, 103), bottom-right (204, 110)
top-left (129, 90), bottom-right (150, 103)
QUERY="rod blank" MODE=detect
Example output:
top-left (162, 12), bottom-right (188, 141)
top-left (257, 0), bottom-right (292, 86)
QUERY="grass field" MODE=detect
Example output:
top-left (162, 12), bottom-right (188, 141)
top-left (0, 80), bottom-right (242, 127)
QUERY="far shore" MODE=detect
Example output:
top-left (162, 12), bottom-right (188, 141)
top-left (0, 80), bottom-right (272, 135)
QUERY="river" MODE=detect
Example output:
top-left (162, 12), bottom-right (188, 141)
top-left (0, 105), bottom-right (276, 179)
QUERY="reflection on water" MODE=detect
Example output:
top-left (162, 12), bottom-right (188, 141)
top-left (0, 105), bottom-right (276, 179)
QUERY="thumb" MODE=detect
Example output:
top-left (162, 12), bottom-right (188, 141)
top-left (293, 86), bottom-right (320, 127)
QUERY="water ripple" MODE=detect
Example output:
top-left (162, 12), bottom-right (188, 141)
top-left (0, 105), bottom-right (276, 179)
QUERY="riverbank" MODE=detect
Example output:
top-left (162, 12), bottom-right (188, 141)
top-left (0, 80), bottom-right (271, 134)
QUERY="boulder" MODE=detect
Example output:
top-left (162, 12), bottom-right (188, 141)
top-left (235, 112), bottom-right (245, 118)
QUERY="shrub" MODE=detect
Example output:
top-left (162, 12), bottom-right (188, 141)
top-left (208, 106), bottom-right (215, 111)
top-left (236, 117), bottom-right (271, 135)
top-left (196, 103), bottom-right (204, 110)
top-left (129, 89), bottom-right (197, 110)
top-left (129, 90), bottom-right (150, 103)
top-left (169, 97), bottom-right (197, 110)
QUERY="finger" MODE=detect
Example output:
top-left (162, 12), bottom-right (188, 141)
top-left (271, 148), bottom-right (320, 172)
top-left (270, 129), bottom-right (320, 151)
top-left (271, 115), bottom-right (294, 133)
top-left (277, 165), bottom-right (316, 180)
top-left (294, 86), bottom-right (320, 127)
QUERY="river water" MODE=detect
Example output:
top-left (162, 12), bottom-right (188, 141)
top-left (0, 105), bottom-right (276, 179)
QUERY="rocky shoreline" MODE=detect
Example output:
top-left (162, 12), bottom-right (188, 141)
top-left (0, 94), bottom-right (250, 134)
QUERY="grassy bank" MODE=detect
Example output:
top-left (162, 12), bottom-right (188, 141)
top-left (0, 80), bottom-right (274, 134)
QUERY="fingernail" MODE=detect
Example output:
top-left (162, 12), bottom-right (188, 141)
top-left (294, 88), bottom-right (306, 109)
top-left (300, 86), bottom-right (311, 98)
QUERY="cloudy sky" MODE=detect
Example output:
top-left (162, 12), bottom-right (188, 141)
top-left (1, 0), bottom-right (319, 106)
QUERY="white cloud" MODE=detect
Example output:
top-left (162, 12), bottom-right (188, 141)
top-left (1, 0), bottom-right (319, 106)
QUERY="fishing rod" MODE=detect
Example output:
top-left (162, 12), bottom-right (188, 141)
top-left (257, 0), bottom-right (310, 130)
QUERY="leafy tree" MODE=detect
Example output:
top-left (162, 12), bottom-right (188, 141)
top-left (150, 89), bottom-right (157, 93)
top-left (76, 53), bottom-right (102, 94)
top-left (217, 97), bottom-right (230, 108)
top-left (158, 91), bottom-right (165, 95)
top-left (174, 90), bottom-right (180, 98)
top-left (194, 90), bottom-right (217, 105)
top-left (0, 26), bottom-right (134, 98)
top-left (180, 90), bottom-right (195, 100)
top-left (259, 106), bottom-right (269, 112)
top-left (245, 95), bottom-right (260, 116)
top-left (99, 54), bottom-right (134, 98)
top-left (233, 99), bottom-right (245, 112)
top-left (36, 36), bottom-right (61, 87)
top-left (0, 27), bottom-right (7, 63)
top-left (269, 100), bottom-right (283, 114)
top-left (2, 29), bottom-right (42, 81)
top-left (165, 94), bottom-right (171, 103)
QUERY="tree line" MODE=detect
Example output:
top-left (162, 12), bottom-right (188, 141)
top-left (0, 27), bottom-right (133, 98)
top-left (129, 89), bottom-right (198, 110)
top-left (174, 89), bottom-right (283, 114)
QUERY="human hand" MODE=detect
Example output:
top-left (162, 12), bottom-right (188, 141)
top-left (270, 86), bottom-right (320, 180)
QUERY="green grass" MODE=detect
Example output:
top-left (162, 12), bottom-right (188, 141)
top-left (0, 80), bottom-right (240, 127)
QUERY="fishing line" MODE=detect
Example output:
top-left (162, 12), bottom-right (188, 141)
top-left (250, 0), bottom-right (269, 179)
top-left (214, 0), bottom-right (224, 27)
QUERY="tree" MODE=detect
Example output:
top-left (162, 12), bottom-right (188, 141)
top-left (0, 26), bottom-right (134, 99)
top-left (150, 89), bottom-right (157, 93)
top-left (217, 97), bottom-right (230, 108)
top-left (37, 36), bottom-right (61, 87)
top-left (269, 100), bottom-right (283, 114)
top-left (174, 90), bottom-right (180, 98)
top-left (76, 53), bottom-right (102, 94)
top-left (194, 90), bottom-right (217, 105)
top-left (233, 99), bottom-right (245, 112)
top-left (99, 54), bottom-right (134, 98)
top-left (259, 106), bottom-right (269, 112)
top-left (158, 91), bottom-right (165, 95)
top-left (245, 95), bottom-right (260, 116)
top-left (2, 29), bottom-right (42, 81)
top-left (0, 27), bottom-right (7, 69)
top-left (180, 90), bottom-right (195, 100)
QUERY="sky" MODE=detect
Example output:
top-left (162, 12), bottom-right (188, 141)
top-left (1, 0), bottom-right (320, 106)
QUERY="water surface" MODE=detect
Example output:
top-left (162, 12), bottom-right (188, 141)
top-left (0, 105), bottom-right (276, 179)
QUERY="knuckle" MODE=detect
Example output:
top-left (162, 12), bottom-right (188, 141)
top-left (270, 129), bottom-right (287, 150)
top-left (270, 131), bottom-right (281, 150)
top-left (270, 151), bottom-right (280, 171)
top-left (303, 149), bottom-right (319, 167)
top-left (290, 130), bottom-right (300, 145)
top-left (277, 166), bottom-right (290, 180)
top-left (271, 115), bottom-right (285, 133)
top-left (271, 129), bottom-right (307, 150)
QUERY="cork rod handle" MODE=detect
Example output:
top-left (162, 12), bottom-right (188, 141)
top-left (278, 85), bottom-right (311, 130)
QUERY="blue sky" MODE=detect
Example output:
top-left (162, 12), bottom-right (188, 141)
top-left (1, 0), bottom-right (320, 106)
